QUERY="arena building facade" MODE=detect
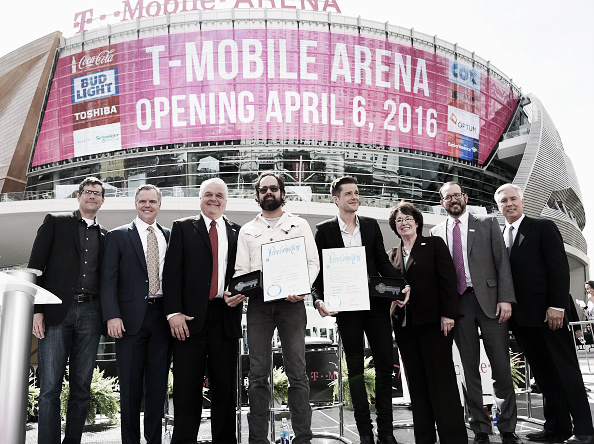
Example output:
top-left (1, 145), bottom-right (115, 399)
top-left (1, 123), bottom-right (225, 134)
top-left (0, 7), bottom-right (589, 297)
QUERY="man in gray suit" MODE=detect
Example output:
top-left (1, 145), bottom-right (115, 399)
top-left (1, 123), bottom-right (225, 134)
top-left (430, 181), bottom-right (522, 444)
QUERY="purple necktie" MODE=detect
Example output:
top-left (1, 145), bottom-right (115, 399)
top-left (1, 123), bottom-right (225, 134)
top-left (452, 219), bottom-right (467, 295)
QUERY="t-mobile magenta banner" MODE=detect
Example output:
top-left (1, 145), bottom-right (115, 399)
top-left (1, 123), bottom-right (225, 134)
top-left (32, 28), bottom-right (518, 167)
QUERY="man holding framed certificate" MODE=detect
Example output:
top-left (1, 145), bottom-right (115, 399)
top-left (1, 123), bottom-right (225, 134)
top-left (232, 171), bottom-right (320, 444)
top-left (312, 176), bottom-right (409, 444)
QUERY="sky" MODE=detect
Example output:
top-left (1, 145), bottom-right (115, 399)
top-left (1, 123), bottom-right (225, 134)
top-left (2, 0), bottom-right (593, 276)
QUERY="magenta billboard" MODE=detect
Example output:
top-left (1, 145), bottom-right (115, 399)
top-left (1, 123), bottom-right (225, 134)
top-left (32, 27), bottom-right (518, 167)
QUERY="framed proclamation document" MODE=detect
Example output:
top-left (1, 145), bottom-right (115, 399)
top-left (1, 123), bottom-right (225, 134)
top-left (261, 237), bottom-right (311, 302)
top-left (322, 247), bottom-right (369, 312)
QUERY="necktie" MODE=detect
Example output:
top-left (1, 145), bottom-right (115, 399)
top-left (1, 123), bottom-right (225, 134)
top-left (507, 226), bottom-right (514, 257)
top-left (209, 220), bottom-right (219, 300)
top-left (452, 219), bottom-right (467, 295)
top-left (146, 226), bottom-right (160, 296)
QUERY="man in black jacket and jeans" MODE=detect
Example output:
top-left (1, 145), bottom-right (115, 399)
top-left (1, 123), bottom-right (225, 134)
top-left (30, 177), bottom-right (107, 444)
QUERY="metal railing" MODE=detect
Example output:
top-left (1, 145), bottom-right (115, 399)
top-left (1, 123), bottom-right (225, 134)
top-left (0, 186), bottom-right (447, 213)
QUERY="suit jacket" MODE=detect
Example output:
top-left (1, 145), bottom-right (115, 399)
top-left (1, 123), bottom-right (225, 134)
top-left (509, 216), bottom-right (570, 327)
top-left (162, 215), bottom-right (242, 337)
top-left (28, 210), bottom-right (107, 326)
top-left (430, 213), bottom-right (515, 318)
top-left (100, 221), bottom-right (171, 336)
top-left (311, 215), bottom-right (401, 306)
top-left (387, 235), bottom-right (459, 326)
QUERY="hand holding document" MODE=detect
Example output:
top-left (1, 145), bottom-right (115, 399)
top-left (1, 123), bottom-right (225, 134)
top-left (261, 237), bottom-right (311, 302)
top-left (322, 247), bottom-right (369, 312)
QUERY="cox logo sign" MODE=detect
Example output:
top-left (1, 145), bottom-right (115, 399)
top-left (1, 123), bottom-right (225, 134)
top-left (449, 61), bottom-right (481, 92)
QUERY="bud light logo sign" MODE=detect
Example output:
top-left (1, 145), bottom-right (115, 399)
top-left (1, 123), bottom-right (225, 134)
top-left (449, 61), bottom-right (480, 93)
top-left (71, 69), bottom-right (119, 104)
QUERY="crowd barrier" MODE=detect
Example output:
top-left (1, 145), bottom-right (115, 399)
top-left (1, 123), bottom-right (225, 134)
top-left (163, 328), bottom-right (352, 444)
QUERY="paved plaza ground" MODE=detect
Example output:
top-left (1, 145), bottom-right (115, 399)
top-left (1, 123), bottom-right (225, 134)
top-left (25, 356), bottom-right (594, 444)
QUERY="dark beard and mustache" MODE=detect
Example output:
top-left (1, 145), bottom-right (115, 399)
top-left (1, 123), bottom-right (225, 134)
top-left (446, 200), bottom-right (466, 217)
top-left (259, 194), bottom-right (282, 211)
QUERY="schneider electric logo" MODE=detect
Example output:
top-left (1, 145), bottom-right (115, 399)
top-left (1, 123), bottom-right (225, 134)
top-left (71, 68), bottom-right (119, 104)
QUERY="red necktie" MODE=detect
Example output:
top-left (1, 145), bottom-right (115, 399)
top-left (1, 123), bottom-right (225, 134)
top-left (452, 219), bottom-right (467, 295)
top-left (209, 220), bottom-right (218, 300)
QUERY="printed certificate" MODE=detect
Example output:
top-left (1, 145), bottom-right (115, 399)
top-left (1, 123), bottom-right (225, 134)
top-left (261, 237), bottom-right (311, 302)
top-left (322, 247), bottom-right (369, 312)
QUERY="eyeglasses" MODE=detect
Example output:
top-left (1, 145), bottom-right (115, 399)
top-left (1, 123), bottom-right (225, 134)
top-left (442, 193), bottom-right (463, 202)
top-left (81, 189), bottom-right (102, 196)
top-left (395, 217), bottom-right (415, 225)
top-left (257, 185), bottom-right (280, 194)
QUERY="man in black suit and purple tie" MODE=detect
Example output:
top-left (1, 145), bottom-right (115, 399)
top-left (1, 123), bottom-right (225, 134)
top-left (496, 183), bottom-right (594, 444)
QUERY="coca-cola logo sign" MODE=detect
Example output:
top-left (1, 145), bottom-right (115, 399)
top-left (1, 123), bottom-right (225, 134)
top-left (73, 49), bottom-right (116, 73)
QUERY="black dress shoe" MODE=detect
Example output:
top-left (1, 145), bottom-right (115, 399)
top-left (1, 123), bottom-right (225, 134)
top-left (473, 432), bottom-right (490, 444)
top-left (565, 435), bottom-right (594, 444)
top-left (526, 429), bottom-right (572, 442)
top-left (377, 436), bottom-right (398, 444)
top-left (360, 435), bottom-right (374, 444)
top-left (502, 432), bottom-right (523, 444)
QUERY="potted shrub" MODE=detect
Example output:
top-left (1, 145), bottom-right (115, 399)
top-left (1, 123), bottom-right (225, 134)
top-left (28, 374), bottom-right (40, 422)
top-left (60, 366), bottom-right (120, 425)
top-left (329, 355), bottom-right (375, 409)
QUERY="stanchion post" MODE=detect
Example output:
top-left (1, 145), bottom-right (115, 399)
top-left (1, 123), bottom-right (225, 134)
top-left (237, 338), bottom-right (242, 444)
top-left (0, 269), bottom-right (40, 444)
top-left (337, 329), bottom-right (344, 437)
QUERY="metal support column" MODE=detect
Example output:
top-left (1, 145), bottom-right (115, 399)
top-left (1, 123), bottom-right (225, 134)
top-left (0, 269), bottom-right (44, 444)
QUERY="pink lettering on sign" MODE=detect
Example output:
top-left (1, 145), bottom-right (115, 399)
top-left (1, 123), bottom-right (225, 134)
top-left (73, 0), bottom-right (342, 33)
top-left (32, 27), bottom-right (517, 167)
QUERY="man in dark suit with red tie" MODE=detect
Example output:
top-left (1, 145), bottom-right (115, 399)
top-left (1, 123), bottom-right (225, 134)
top-left (163, 178), bottom-right (242, 444)
top-left (496, 183), bottom-right (594, 444)
top-left (101, 184), bottom-right (171, 444)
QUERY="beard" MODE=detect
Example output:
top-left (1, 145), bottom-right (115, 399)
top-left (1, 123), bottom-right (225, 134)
top-left (446, 200), bottom-right (466, 217)
top-left (260, 195), bottom-right (282, 211)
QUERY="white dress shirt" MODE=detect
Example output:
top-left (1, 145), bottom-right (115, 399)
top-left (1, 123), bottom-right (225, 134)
top-left (503, 213), bottom-right (525, 250)
top-left (338, 214), bottom-right (362, 247)
top-left (201, 213), bottom-right (229, 299)
top-left (135, 216), bottom-right (167, 296)
top-left (446, 211), bottom-right (473, 288)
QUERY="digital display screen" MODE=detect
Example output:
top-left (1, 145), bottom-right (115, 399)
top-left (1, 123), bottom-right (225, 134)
top-left (32, 28), bottom-right (518, 167)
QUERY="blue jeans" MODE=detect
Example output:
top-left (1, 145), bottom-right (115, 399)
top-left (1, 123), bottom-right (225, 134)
top-left (247, 298), bottom-right (312, 444)
top-left (37, 299), bottom-right (103, 444)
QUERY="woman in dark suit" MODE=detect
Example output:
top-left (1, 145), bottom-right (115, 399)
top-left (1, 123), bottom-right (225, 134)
top-left (387, 201), bottom-right (467, 444)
